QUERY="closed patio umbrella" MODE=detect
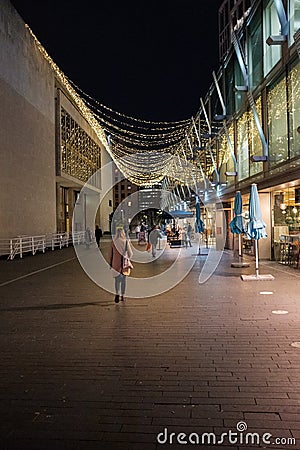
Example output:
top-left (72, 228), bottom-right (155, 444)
top-left (229, 191), bottom-right (249, 267)
top-left (241, 183), bottom-right (274, 281)
top-left (195, 198), bottom-right (206, 256)
top-left (247, 184), bottom-right (267, 242)
top-left (229, 191), bottom-right (245, 235)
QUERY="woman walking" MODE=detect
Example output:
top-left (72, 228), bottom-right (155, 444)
top-left (109, 227), bottom-right (133, 303)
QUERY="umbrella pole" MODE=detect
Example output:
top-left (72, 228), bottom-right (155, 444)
top-left (238, 234), bottom-right (242, 260)
top-left (231, 233), bottom-right (250, 268)
top-left (255, 239), bottom-right (259, 277)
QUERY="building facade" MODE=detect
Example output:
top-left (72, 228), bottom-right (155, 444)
top-left (0, 0), bottom-right (113, 240)
top-left (200, 0), bottom-right (300, 261)
top-left (112, 163), bottom-right (164, 231)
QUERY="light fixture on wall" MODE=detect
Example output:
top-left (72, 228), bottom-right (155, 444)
top-left (213, 114), bottom-right (233, 121)
top-left (234, 85), bottom-right (248, 92)
top-left (225, 171), bottom-right (238, 176)
top-left (266, 35), bottom-right (287, 46)
top-left (251, 155), bottom-right (268, 162)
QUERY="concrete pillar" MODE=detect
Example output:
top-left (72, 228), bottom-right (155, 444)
top-left (215, 207), bottom-right (226, 251)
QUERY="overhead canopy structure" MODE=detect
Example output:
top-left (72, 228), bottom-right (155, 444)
top-left (167, 210), bottom-right (194, 218)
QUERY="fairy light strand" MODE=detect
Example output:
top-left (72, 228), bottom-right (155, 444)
top-left (25, 24), bottom-right (216, 187)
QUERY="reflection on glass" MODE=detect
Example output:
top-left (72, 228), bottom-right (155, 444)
top-left (268, 77), bottom-right (288, 166)
top-left (288, 63), bottom-right (300, 159)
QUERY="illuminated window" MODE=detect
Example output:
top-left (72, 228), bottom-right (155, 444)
top-left (249, 96), bottom-right (263, 176)
top-left (268, 76), bottom-right (288, 165)
top-left (60, 108), bottom-right (101, 186)
top-left (237, 111), bottom-right (249, 180)
top-left (288, 62), bottom-right (300, 159)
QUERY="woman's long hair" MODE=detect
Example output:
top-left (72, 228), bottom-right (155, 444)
top-left (115, 228), bottom-right (126, 239)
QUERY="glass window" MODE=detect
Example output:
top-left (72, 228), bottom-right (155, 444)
top-left (263, 0), bottom-right (281, 76)
top-left (225, 61), bottom-right (235, 116)
top-left (288, 61), bottom-right (300, 158)
top-left (249, 96), bottom-right (264, 176)
top-left (289, 0), bottom-right (300, 44)
top-left (237, 112), bottom-right (250, 180)
top-left (234, 58), bottom-right (246, 113)
top-left (267, 76), bottom-right (288, 165)
top-left (273, 188), bottom-right (300, 242)
top-left (226, 124), bottom-right (235, 175)
top-left (60, 108), bottom-right (101, 186)
top-left (248, 10), bottom-right (263, 90)
top-left (218, 125), bottom-right (235, 186)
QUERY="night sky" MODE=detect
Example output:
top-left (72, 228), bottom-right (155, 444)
top-left (10, 0), bottom-right (224, 122)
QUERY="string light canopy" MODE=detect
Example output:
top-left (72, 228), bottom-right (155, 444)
top-left (25, 25), bottom-right (221, 187)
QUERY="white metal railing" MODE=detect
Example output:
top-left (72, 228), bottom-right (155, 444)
top-left (0, 231), bottom-right (87, 260)
top-left (0, 235), bottom-right (46, 260)
top-left (45, 232), bottom-right (70, 251)
top-left (72, 231), bottom-right (86, 246)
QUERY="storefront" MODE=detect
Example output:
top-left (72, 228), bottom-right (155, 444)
top-left (225, 190), bottom-right (271, 259)
top-left (227, 182), bottom-right (300, 267)
top-left (271, 183), bottom-right (300, 266)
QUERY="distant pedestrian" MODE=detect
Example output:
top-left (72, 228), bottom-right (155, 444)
top-left (109, 227), bottom-right (133, 303)
top-left (186, 222), bottom-right (192, 247)
top-left (135, 224), bottom-right (141, 238)
top-left (149, 225), bottom-right (162, 257)
top-left (95, 225), bottom-right (103, 248)
top-left (181, 227), bottom-right (188, 248)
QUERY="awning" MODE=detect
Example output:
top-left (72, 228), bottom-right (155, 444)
top-left (165, 210), bottom-right (194, 218)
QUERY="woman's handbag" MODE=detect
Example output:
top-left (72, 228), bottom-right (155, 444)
top-left (122, 240), bottom-right (133, 276)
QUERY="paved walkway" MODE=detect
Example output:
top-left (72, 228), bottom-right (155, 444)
top-left (1, 239), bottom-right (300, 450)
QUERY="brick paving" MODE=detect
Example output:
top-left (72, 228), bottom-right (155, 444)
top-left (0, 239), bottom-right (300, 449)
